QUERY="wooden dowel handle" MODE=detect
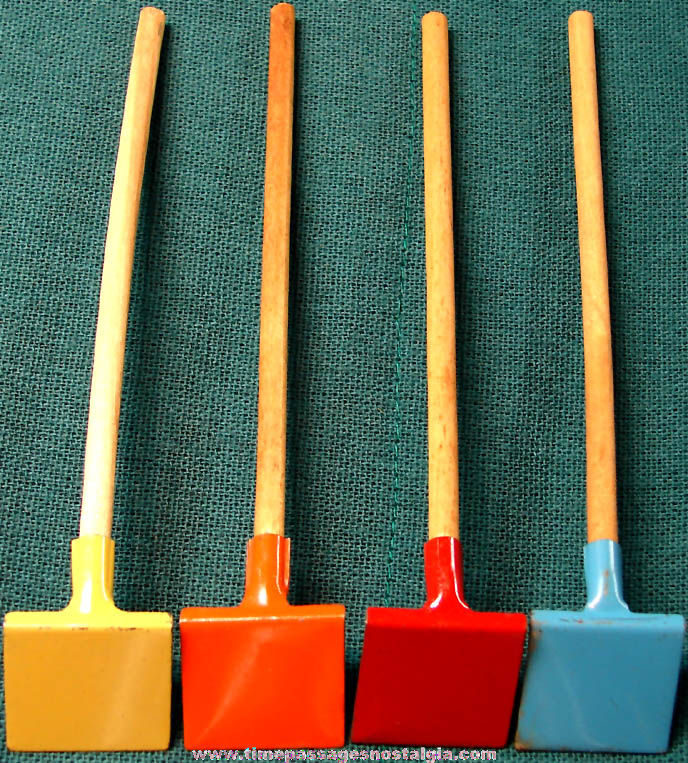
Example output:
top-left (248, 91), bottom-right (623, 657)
top-left (569, 11), bottom-right (618, 543)
top-left (254, 3), bottom-right (295, 537)
top-left (79, 7), bottom-right (165, 537)
top-left (422, 12), bottom-right (459, 540)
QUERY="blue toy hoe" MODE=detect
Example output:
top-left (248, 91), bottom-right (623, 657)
top-left (515, 11), bottom-right (684, 754)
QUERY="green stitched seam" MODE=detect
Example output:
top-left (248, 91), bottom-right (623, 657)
top-left (384, 2), bottom-right (420, 608)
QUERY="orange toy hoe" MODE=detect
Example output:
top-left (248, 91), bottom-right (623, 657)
top-left (180, 3), bottom-right (345, 750)
top-left (351, 12), bottom-right (526, 747)
top-left (3, 8), bottom-right (171, 752)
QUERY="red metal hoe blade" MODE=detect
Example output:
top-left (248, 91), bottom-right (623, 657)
top-left (352, 537), bottom-right (525, 746)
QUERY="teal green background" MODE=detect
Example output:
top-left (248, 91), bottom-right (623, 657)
top-left (1, 0), bottom-right (686, 760)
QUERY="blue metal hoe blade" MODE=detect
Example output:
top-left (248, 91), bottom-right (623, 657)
top-left (515, 539), bottom-right (684, 753)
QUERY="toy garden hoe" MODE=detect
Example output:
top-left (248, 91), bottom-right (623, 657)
top-left (179, 3), bottom-right (345, 750)
top-left (351, 12), bottom-right (527, 747)
top-left (514, 11), bottom-right (685, 754)
top-left (3, 8), bottom-right (171, 752)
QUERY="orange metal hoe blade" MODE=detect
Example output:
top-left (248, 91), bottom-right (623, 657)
top-left (351, 537), bottom-right (526, 747)
top-left (180, 533), bottom-right (345, 749)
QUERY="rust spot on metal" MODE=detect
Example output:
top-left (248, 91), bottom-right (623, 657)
top-left (516, 737), bottom-right (571, 753)
top-left (514, 732), bottom-right (533, 750)
top-left (527, 625), bottom-right (542, 655)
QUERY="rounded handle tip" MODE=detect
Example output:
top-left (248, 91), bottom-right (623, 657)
top-left (422, 11), bottom-right (448, 28)
top-left (139, 6), bottom-right (166, 25)
top-left (569, 9), bottom-right (593, 27)
top-left (271, 2), bottom-right (294, 21)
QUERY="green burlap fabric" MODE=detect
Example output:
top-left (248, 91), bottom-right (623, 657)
top-left (1, 0), bottom-right (686, 760)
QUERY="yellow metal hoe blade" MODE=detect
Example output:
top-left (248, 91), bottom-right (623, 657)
top-left (4, 536), bottom-right (172, 751)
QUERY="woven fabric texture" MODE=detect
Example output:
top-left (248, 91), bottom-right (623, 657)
top-left (1, 0), bottom-right (686, 760)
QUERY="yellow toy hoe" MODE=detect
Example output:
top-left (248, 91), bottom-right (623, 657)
top-left (3, 8), bottom-right (171, 752)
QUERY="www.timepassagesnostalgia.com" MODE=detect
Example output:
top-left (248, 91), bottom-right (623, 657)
top-left (191, 749), bottom-right (497, 762)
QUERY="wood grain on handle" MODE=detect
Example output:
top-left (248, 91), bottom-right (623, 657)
top-left (80, 7), bottom-right (165, 537)
top-left (422, 12), bottom-right (459, 540)
top-left (569, 11), bottom-right (618, 543)
top-left (254, 3), bottom-right (295, 536)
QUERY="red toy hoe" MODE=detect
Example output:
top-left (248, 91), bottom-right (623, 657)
top-left (351, 11), bottom-right (527, 747)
